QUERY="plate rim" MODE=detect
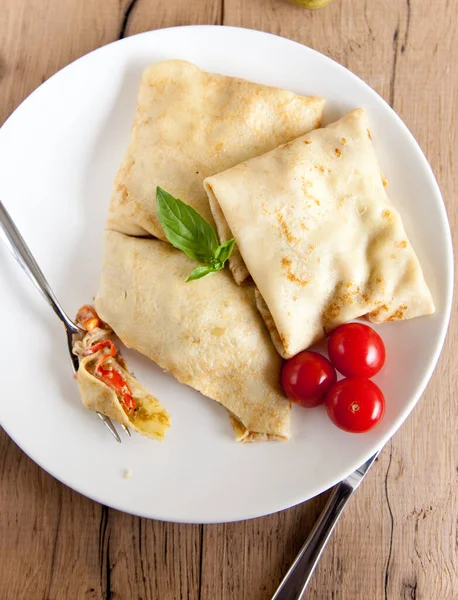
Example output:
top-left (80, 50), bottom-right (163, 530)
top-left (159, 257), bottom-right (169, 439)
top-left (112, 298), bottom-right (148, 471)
top-left (0, 24), bottom-right (454, 523)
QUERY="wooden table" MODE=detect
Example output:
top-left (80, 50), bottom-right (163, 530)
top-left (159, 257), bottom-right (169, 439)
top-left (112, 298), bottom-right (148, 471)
top-left (1, 1), bottom-right (457, 598)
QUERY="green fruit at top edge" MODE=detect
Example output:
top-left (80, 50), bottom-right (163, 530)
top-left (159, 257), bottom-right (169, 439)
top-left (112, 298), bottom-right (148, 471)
top-left (288, 0), bottom-right (335, 9)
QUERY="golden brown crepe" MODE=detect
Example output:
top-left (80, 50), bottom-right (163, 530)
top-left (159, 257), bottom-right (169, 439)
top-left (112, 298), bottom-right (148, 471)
top-left (73, 314), bottom-right (170, 440)
top-left (95, 231), bottom-right (291, 442)
top-left (205, 108), bottom-right (435, 358)
top-left (107, 59), bottom-right (324, 283)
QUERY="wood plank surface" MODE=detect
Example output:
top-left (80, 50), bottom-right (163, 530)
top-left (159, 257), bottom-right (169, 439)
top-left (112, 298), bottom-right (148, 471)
top-left (1, 1), bottom-right (457, 599)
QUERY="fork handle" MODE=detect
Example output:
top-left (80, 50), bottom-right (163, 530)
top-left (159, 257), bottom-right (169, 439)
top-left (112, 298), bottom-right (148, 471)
top-left (271, 481), bottom-right (354, 600)
top-left (0, 201), bottom-right (80, 334)
top-left (0, 201), bottom-right (124, 443)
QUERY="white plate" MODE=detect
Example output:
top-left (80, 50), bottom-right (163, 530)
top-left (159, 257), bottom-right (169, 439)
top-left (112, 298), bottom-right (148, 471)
top-left (0, 26), bottom-right (453, 523)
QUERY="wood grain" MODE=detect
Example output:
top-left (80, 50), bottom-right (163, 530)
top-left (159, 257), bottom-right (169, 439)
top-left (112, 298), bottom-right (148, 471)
top-left (1, 1), bottom-right (457, 599)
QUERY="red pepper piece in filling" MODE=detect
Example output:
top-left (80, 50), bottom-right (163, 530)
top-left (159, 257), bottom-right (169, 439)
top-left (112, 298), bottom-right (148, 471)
top-left (76, 305), bottom-right (104, 333)
top-left (86, 340), bottom-right (116, 363)
top-left (85, 340), bottom-right (136, 413)
top-left (96, 367), bottom-right (136, 413)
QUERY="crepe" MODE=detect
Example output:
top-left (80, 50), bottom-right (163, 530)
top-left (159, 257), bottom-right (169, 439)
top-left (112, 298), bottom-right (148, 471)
top-left (205, 108), bottom-right (435, 358)
top-left (95, 231), bottom-right (291, 442)
top-left (77, 352), bottom-right (171, 440)
top-left (107, 59), bottom-right (324, 283)
top-left (74, 314), bottom-right (171, 440)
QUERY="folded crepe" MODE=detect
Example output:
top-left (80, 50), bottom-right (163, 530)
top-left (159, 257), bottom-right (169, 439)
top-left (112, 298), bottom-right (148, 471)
top-left (73, 308), bottom-right (171, 440)
top-left (95, 231), bottom-right (291, 442)
top-left (205, 108), bottom-right (435, 358)
top-left (107, 59), bottom-right (324, 283)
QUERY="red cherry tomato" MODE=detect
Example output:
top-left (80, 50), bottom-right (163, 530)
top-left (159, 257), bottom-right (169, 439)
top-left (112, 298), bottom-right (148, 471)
top-left (325, 378), bottom-right (385, 433)
top-left (328, 323), bottom-right (386, 378)
top-left (281, 351), bottom-right (337, 408)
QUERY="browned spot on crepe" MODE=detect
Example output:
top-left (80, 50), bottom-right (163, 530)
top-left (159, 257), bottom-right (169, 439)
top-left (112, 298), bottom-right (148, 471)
top-left (324, 302), bottom-right (341, 320)
top-left (116, 184), bottom-right (130, 205)
top-left (387, 304), bottom-right (408, 321)
top-left (370, 304), bottom-right (390, 319)
top-left (211, 327), bottom-right (225, 337)
top-left (281, 257), bottom-right (310, 287)
top-left (300, 220), bottom-right (309, 230)
top-left (275, 210), bottom-right (300, 244)
top-left (382, 209), bottom-right (394, 222)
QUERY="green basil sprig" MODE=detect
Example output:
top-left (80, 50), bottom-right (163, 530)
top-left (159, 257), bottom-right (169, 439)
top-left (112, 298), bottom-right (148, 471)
top-left (156, 187), bottom-right (235, 282)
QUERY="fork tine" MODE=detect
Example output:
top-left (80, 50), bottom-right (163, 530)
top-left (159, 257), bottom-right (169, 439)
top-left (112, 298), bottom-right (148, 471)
top-left (121, 424), bottom-right (131, 436)
top-left (97, 412), bottom-right (122, 443)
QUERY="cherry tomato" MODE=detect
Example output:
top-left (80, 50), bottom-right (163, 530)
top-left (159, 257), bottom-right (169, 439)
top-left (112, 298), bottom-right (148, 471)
top-left (325, 378), bottom-right (385, 433)
top-left (328, 323), bottom-right (386, 378)
top-left (281, 351), bottom-right (337, 408)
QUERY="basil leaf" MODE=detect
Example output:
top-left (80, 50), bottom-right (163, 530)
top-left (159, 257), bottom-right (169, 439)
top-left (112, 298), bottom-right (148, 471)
top-left (215, 238), bottom-right (236, 266)
top-left (156, 187), bottom-right (237, 283)
top-left (186, 265), bottom-right (216, 282)
top-left (156, 187), bottom-right (219, 263)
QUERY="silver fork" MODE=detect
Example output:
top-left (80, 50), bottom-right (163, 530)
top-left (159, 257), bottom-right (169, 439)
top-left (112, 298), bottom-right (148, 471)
top-left (271, 450), bottom-right (380, 600)
top-left (0, 200), bottom-right (129, 443)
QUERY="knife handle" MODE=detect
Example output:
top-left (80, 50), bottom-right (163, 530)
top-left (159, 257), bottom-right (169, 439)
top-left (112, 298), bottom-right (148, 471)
top-left (271, 481), bottom-right (354, 600)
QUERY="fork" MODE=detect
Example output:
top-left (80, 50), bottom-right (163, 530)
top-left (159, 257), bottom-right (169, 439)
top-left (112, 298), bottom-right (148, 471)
top-left (271, 450), bottom-right (380, 600)
top-left (0, 200), bottom-right (128, 443)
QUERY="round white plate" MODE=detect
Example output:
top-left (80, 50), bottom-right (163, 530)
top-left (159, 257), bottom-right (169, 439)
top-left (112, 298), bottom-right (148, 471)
top-left (0, 26), bottom-right (453, 523)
